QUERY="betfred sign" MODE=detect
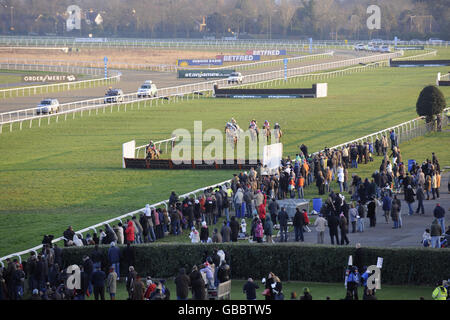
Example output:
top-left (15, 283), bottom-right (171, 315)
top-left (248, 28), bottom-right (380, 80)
top-left (217, 55), bottom-right (261, 62)
top-left (246, 50), bottom-right (287, 56)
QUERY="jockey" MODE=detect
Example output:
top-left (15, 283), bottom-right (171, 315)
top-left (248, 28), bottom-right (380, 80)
top-left (147, 140), bottom-right (156, 150)
top-left (274, 122), bottom-right (280, 130)
top-left (263, 120), bottom-right (270, 130)
top-left (249, 119), bottom-right (257, 130)
top-left (231, 118), bottom-right (240, 131)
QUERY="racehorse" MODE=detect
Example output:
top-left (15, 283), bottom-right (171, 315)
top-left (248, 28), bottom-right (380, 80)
top-left (263, 126), bottom-right (271, 143)
top-left (273, 128), bottom-right (283, 143)
top-left (146, 147), bottom-right (161, 159)
top-left (225, 127), bottom-right (238, 148)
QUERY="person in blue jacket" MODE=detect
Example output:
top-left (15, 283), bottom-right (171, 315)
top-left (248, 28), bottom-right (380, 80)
top-left (345, 266), bottom-right (360, 300)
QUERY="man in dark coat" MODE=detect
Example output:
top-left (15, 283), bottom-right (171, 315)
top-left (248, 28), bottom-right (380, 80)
top-left (175, 268), bottom-right (191, 300)
top-left (91, 267), bottom-right (106, 300)
top-left (243, 278), bottom-right (259, 300)
top-left (268, 198), bottom-right (280, 225)
top-left (229, 216), bottom-right (240, 242)
top-left (327, 214), bottom-right (340, 245)
top-left (221, 221), bottom-right (231, 243)
top-left (123, 243), bottom-right (136, 272)
top-left (278, 207), bottom-right (289, 242)
top-left (293, 208), bottom-right (304, 242)
top-left (189, 266), bottom-right (206, 300)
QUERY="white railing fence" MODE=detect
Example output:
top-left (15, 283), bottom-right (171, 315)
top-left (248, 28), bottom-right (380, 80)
top-left (0, 51), bottom-right (402, 134)
top-left (0, 63), bottom-right (122, 99)
top-left (1, 107), bottom-right (448, 266)
top-left (0, 179), bottom-right (232, 266)
top-left (0, 36), bottom-right (448, 50)
top-left (313, 107), bottom-right (450, 156)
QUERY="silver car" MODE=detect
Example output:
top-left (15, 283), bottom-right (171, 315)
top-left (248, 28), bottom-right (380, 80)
top-left (36, 98), bottom-right (60, 115)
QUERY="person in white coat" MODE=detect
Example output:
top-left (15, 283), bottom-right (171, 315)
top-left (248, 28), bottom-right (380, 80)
top-left (189, 227), bottom-right (200, 243)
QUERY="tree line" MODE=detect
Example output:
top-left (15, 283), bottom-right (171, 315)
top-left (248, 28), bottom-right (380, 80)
top-left (0, 0), bottom-right (448, 40)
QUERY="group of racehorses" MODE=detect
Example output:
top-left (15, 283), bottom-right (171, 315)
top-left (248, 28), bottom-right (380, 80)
top-left (225, 118), bottom-right (282, 147)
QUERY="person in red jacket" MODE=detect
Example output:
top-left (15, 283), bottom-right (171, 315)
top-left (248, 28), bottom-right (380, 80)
top-left (258, 202), bottom-right (266, 226)
top-left (125, 220), bottom-right (135, 244)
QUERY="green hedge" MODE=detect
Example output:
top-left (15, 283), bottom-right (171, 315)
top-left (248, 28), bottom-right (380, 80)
top-left (61, 243), bottom-right (450, 285)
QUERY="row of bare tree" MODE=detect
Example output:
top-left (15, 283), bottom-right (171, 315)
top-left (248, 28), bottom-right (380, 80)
top-left (0, 0), bottom-right (448, 40)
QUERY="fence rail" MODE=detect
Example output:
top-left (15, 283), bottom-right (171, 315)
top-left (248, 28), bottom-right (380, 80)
top-left (0, 51), bottom-right (402, 133)
top-left (1, 107), bottom-right (448, 266)
top-left (0, 63), bottom-right (122, 99)
top-left (0, 36), bottom-right (448, 50)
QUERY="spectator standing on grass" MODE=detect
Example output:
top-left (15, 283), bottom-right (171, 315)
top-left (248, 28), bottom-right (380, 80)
top-left (106, 266), bottom-right (117, 300)
top-left (234, 188), bottom-right (244, 219)
top-left (175, 268), bottom-right (191, 300)
top-left (108, 242), bottom-right (120, 280)
top-left (113, 224), bottom-right (124, 245)
top-left (189, 265), bottom-right (206, 300)
top-left (91, 267), bottom-right (106, 301)
top-left (221, 220), bottom-right (231, 243)
top-left (243, 278), bottom-right (259, 300)
top-left (126, 266), bottom-right (137, 299)
top-left (230, 216), bottom-right (240, 242)
top-left (433, 203), bottom-right (446, 235)
top-left (212, 228), bottom-right (222, 243)
top-left (125, 221), bottom-right (135, 244)
top-left (200, 221), bottom-right (209, 243)
top-left (430, 219), bottom-right (442, 249)
top-left (189, 227), bottom-right (200, 243)
top-left (131, 276), bottom-right (145, 300)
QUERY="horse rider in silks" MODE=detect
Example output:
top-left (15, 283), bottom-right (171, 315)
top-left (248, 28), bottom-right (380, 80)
top-left (230, 118), bottom-right (241, 131)
top-left (274, 122), bottom-right (283, 142)
top-left (249, 119), bottom-right (259, 137)
top-left (146, 140), bottom-right (158, 159)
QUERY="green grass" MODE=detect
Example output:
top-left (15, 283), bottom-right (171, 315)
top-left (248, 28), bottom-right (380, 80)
top-left (0, 51), bottom-right (449, 257)
top-left (22, 279), bottom-right (432, 300)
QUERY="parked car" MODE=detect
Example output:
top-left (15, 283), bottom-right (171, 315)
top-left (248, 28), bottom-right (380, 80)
top-left (104, 88), bottom-right (124, 103)
top-left (227, 72), bottom-right (243, 84)
top-left (367, 43), bottom-right (375, 52)
top-left (36, 98), bottom-right (60, 115)
top-left (137, 80), bottom-right (157, 98)
top-left (429, 38), bottom-right (443, 44)
top-left (354, 43), bottom-right (366, 51)
top-left (409, 39), bottom-right (424, 44)
top-left (370, 38), bottom-right (384, 44)
top-left (380, 45), bottom-right (391, 53)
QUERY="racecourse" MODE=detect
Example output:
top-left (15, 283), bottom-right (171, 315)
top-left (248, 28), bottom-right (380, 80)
top-left (0, 49), bottom-right (449, 257)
